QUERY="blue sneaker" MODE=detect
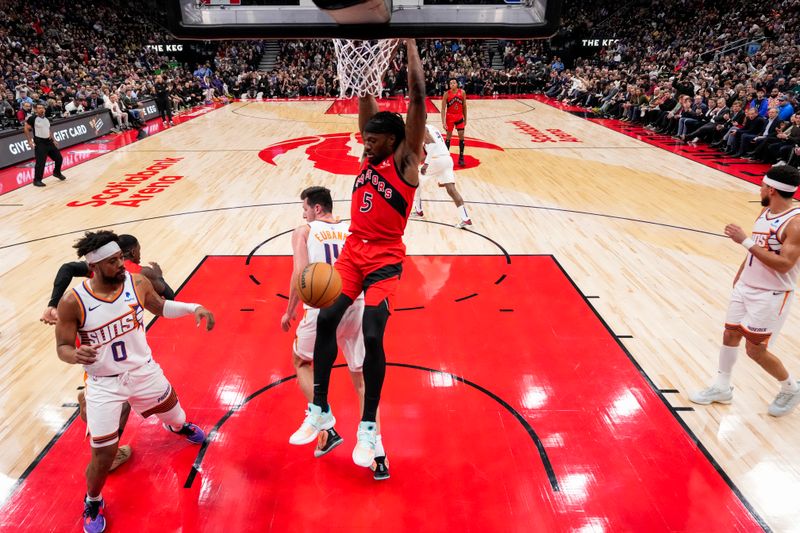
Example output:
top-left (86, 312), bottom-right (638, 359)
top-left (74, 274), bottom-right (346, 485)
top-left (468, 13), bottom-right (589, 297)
top-left (164, 422), bottom-right (205, 444)
top-left (289, 403), bottom-right (336, 445)
top-left (82, 498), bottom-right (105, 533)
top-left (352, 421), bottom-right (377, 467)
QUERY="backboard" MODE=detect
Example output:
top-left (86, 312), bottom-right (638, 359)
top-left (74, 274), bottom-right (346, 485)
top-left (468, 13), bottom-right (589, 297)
top-left (166, 0), bottom-right (561, 40)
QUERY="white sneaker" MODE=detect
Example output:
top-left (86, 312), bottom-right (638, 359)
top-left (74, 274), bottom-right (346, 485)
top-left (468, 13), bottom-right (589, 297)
top-left (410, 210), bottom-right (424, 218)
top-left (688, 385), bottom-right (733, 405)
top-left (352, 421), bottom-right (377, 467)
top-left (768, 383), bottom-right (800, 417)
top-left (455, 219), bottom-right (473, 229)
top-left (289, 403), bottom-right (336, 445)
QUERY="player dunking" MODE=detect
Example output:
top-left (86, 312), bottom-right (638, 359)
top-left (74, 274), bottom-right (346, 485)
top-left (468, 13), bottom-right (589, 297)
top-left (411, 122), bottom-right (472, 228)
top-left (282, 186), bottom-right (389, 479)
top-left (55, 230), bottom-right (214, 533)
top-left (690, 165), bottom-right (800, 417)
top-left (442, 78), bottom-right (467, 167)
top-left (304, 39), bottom-right (425, 469)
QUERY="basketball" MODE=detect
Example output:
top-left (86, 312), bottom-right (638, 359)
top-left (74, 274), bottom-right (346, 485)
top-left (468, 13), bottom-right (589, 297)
top-left (296, 262), bottom-right (342, 308)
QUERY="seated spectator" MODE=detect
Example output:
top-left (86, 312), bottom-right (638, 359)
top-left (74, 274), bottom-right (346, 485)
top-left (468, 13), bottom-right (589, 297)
top-left (777, 95), bottom-right (795, 121)
top-left (16, 101), bottom-right (32, 124)
top-left (756, 113), bottom-right (800, 163)
top-left (108, 94), bottom-right (129, 131)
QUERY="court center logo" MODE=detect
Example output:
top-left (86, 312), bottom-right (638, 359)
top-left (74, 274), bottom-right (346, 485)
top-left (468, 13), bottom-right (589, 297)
top-left (259, 133), bottom-right (503, 175)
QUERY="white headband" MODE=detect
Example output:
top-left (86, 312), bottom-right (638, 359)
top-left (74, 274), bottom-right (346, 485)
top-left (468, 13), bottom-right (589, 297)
top-left (763, 175), bottom-right (798, 193)
top-left (85, 241), bottom-right (122, 264)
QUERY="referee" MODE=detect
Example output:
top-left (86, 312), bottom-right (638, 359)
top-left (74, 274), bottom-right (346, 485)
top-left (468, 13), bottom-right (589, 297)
top-left (24, 103), bottom-right (66, 187)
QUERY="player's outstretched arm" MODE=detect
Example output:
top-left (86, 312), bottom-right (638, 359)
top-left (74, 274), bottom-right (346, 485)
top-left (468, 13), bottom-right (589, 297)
top-left (135, 273), bottom-right (215, 330)
top-left (400, 39), bottom-right (426, 184)
top-left (42, 261), bottom-right (91, 325)
top-left (359, 95), bottom-right (380, 135)
top-left (281, 225), bottom-right (310, 332)
top-left (441, 92), bottom-right (447, 128)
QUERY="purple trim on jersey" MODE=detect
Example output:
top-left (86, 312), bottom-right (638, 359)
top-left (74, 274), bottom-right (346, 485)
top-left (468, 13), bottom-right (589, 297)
top-left (72, 288), bottom-right (87, 329)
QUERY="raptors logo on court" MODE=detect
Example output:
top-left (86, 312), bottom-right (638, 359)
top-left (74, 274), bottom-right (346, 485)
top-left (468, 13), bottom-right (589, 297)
top-left (258, 132), bottom-right (503, 175)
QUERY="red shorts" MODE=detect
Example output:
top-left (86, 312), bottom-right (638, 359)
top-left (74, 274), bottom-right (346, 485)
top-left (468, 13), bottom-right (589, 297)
top-left (445, 115), bottom-right (466, 133)
top-left (335, 235), bottom-right (405, 307)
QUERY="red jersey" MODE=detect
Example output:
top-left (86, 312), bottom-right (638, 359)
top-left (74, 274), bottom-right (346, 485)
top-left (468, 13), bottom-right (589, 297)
top-left (350, 154), bottom-right (417, 242)
top-left (445, 89), bottom-right (466, 117)
top-left (124, 259), bottom-right (142, 273)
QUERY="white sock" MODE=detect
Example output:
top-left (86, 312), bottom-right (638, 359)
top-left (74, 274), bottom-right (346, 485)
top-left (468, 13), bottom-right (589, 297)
top-left (413, 190), bottom-right (422, 213)
top-left (458, 204), bottom-right (469, 221)
top-left (780, 374), bottom-right (799, 392)
top-left (712, 345), bottom-right (739, 389)
top-left (86, 493), bottom-right (103, 502)
top-left (374, 435), bottom-right (385, 457)
top-left (158, 401), bottom-right (187, 430)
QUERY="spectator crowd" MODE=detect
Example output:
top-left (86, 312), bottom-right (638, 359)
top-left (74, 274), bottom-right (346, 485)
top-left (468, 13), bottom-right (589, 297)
top-left (2, 0), bottom-right (799, 164)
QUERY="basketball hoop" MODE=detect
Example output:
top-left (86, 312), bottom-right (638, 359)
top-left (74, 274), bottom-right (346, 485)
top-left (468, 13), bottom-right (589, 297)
top-left (333, 39), bottom-right (399, 98)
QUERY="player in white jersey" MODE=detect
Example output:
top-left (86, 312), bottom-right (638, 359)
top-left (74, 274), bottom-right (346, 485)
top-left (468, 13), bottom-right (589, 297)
top-left (55, 230), bottom-right (215, 533)
top-left (280, 186), bottom-right (389, 480)
top-left (690, 165), bottom-right (800, 417)
top-left (411, 123), bottom-right (472, 228)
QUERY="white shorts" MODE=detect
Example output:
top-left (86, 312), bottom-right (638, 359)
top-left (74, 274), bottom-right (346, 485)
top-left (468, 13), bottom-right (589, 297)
top-left (425, 155), bottom-right (455, 185)
top-left (85, 359), bottom-right (178, 448)
top-left (725, 282), bottom-right (794, 344)
top-left (294, 298), bottom-right (365, 372)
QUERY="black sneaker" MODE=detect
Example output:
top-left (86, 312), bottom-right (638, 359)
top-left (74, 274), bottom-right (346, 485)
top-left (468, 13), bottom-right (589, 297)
top-left (54, 173), bottom-right (67, 180)
top-left (371, 456), bottom-right (390, 480)
top-left (314, 428), bottom-right (343, 458)
top-left (458, 156), bottom-right (465, 167)
top-left (33, 180), bottom-right (45, 187)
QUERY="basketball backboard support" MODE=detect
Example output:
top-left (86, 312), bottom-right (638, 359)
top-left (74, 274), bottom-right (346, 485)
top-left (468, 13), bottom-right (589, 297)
top-left (166, 0), bottom-right (561, 40)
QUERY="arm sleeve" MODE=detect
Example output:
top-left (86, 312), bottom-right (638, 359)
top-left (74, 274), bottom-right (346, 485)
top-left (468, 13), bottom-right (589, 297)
top-left (48, 261), bottom-right (90, 307)
top-left (160, 279), bottom-right (175, 301)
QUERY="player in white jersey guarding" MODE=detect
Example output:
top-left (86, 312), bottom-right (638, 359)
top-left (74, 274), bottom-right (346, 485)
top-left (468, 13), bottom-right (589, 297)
top-left (690, 165), bottom-right (800, 417)
top-left (55, 230), bottom-right (215, 533)
top-left (411, 123), bottom-right (472, 228)
top-left (280, 186), bottom-right (389, 480)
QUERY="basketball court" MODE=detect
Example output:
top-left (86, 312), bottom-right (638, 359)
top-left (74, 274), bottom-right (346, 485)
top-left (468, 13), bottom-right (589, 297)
top-left (1, 2), bottom-right (799, 532)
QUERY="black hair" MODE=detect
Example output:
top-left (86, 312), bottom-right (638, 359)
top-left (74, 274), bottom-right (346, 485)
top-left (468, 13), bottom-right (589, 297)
top-left (74, 230), bottom-right (119, 258)
top-left (767, 165), bottom-right (800, 199)
top-left (35, 103), bottom-right (45, 108)
top-left (301, 186), bottom-right (333, 213)
top-left (363, 111), bottom-right (406, 151)
top-left (449, 77), bottom-right (458, 83)
top-left (117, 234), bottom-right (139, 255)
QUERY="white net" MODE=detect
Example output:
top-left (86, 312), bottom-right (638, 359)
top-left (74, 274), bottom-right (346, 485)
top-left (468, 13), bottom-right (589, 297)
top-left (333, 39), bottom-right (400, 98)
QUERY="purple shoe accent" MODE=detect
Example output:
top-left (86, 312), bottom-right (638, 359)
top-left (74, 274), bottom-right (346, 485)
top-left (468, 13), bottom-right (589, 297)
top-left (164, 422), bottom-right (206, 444)
top-left (82, 498), bottom-right (106, 533)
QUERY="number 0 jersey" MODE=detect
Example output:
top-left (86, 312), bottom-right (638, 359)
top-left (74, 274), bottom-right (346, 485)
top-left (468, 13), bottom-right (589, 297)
top-left (740, 207), bottom-right (800, 291)
top-left (350, 154), bottom-right (417, 242)
top-left (73, 272), bottom-right (152, 376)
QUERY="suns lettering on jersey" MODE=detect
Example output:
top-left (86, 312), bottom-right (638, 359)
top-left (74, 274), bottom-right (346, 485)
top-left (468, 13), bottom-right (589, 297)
top-left (79, 304), bottom-right (144, 345)
top-left (751, 232), bottom-right (770, 249)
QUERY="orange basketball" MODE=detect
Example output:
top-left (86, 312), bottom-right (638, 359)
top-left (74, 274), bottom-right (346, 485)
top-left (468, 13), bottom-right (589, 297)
top-left (296, 262), bottom-right (342, 308)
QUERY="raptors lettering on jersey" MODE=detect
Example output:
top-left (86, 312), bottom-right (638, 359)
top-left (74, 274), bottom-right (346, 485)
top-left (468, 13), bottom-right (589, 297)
top-left (350, 155), bottom-right (416, 242)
